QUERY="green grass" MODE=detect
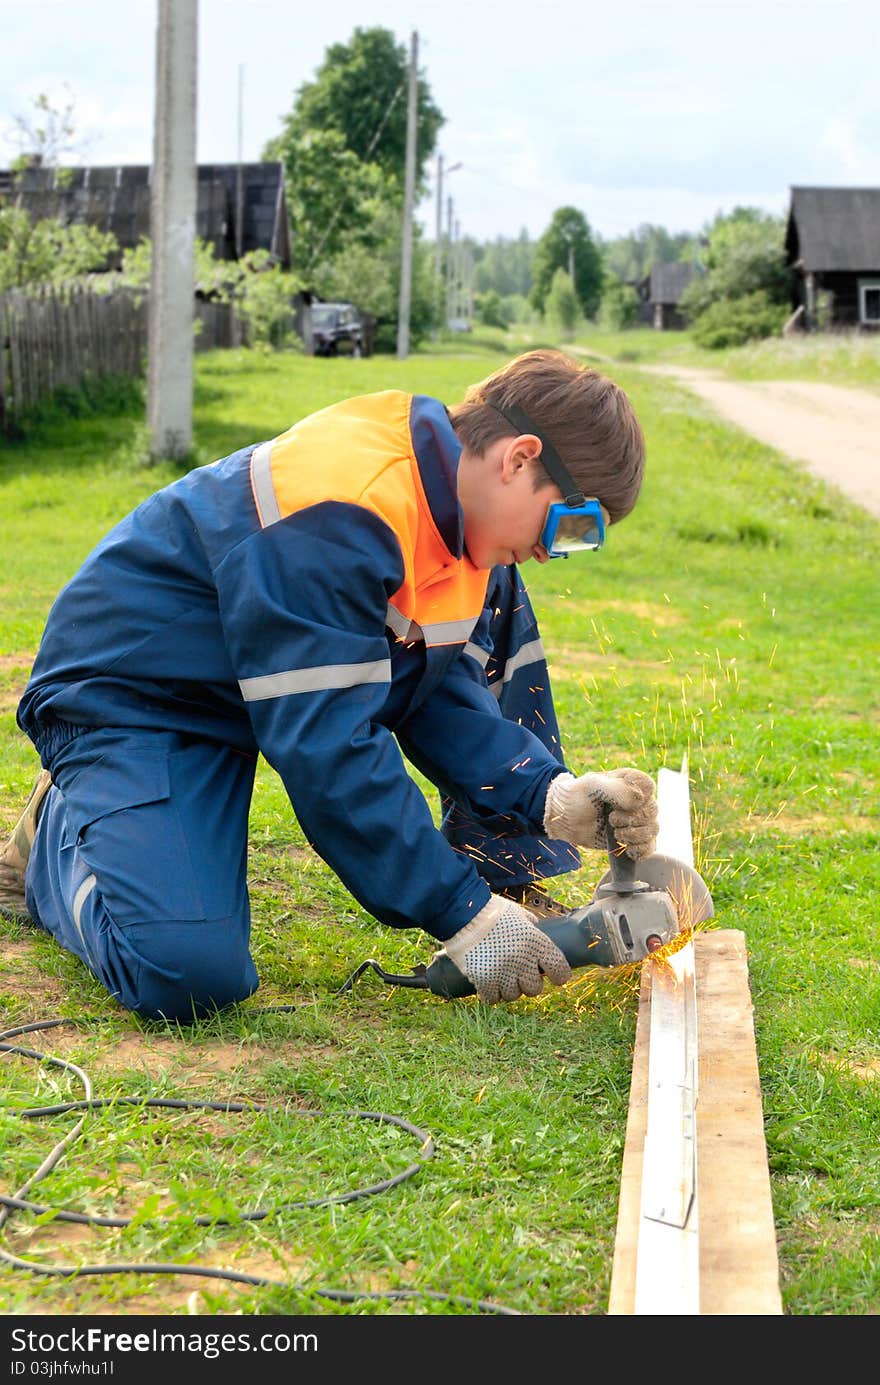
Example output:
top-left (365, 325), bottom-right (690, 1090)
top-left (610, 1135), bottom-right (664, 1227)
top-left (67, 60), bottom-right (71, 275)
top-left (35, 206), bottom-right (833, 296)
top-left (1, 345), bottom-right (878, 1315)
top-left (570, 323), bottom-right (880, 389)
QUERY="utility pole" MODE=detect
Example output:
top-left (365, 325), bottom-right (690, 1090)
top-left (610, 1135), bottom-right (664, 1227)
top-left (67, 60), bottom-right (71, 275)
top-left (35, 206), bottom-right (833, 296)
top-left (396, 29), bottom-right (418, 360)
top-left (235, 64), bottom-right (244, 260)
top-left (432, 154), bottom-right (461, 340)
top-left (434, 153), bottom-right (444, 287)
top-left (147, 0), bottom-right (198, 462)
top-left (464, 242), bottom-right (473, 329)
top-left (432, 153), bottom-right (443, 342)
top-left (445, 194), bottom-right (454, 329)
top-left (233, 62), bottom-right (244, 349)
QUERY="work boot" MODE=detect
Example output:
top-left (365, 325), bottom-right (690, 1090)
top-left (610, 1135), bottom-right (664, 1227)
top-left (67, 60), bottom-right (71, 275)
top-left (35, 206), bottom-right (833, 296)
top-left (497, 882), bottom-right (569, 920)
top-left (0, 769), bottom-right (52, 920)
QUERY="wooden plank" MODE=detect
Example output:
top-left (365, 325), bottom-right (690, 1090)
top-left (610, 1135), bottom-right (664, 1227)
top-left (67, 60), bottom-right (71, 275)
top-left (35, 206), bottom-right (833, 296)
top-left (694, 929), bottom-right (783, 1314)
top-left (608, 929), bottom-right (783, 1314)
top-left (607, 940), bottom-right (653, 1315)
top-left (609, 758), bottom-right (781, 1314)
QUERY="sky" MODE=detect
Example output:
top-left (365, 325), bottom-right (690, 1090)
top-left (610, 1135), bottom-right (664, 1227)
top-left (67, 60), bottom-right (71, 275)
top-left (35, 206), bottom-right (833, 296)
top-left (2, 0), bottom-right (879, 245)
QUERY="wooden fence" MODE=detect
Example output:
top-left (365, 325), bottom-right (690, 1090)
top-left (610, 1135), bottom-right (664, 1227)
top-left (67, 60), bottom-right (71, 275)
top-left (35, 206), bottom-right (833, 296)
top-left (0, 284), bottom-right (148, 427)
top-left (0, 285), bottom-right (247, 429)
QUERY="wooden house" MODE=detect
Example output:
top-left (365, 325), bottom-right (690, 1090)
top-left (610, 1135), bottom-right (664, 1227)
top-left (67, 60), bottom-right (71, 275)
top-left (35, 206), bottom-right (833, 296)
top-left (785, 186), bottom-right (880, 329)
top-left (636, 260), bottom-right (699, 329)
top-left (0, 160), bottom-right (291, 269)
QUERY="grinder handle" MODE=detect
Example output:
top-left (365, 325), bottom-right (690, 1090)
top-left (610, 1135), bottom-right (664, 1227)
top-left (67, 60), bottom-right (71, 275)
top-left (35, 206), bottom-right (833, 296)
top-left (423, 907), bottom-right (614, 998)
top-left (604, 816), bottom-right (640, 893)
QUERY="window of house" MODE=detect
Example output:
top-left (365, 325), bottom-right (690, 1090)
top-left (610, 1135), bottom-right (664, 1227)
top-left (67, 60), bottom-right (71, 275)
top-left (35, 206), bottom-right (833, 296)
top-left (858, 280), bottom-right (880, 324)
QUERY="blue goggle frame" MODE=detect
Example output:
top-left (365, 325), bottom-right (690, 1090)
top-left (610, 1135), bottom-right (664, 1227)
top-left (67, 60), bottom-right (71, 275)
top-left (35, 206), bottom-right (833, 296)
top-left (540, 498), bottom-right (605, 558)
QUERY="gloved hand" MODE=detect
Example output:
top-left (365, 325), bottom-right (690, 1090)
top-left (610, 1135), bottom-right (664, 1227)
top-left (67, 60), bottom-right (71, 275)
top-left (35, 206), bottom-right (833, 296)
top-left (440, 894), bottom-right (572, 1004)
top-left (543, 768), bottom-right (658, 860)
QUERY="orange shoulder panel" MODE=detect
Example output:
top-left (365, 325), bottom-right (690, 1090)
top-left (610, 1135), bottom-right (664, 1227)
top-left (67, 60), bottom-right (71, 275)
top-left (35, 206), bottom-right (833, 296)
top-left (262, 391), bottom-right (488, 632)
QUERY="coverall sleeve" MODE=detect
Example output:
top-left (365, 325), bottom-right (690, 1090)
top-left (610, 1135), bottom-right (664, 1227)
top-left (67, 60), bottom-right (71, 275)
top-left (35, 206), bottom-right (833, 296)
top-left (213, 501), bottom-right (490, 943)
top-left (397, 643), bottom-right (566, 837)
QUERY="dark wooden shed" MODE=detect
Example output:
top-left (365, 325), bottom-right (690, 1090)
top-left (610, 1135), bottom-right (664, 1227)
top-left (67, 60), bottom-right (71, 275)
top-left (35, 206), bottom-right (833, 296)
top-left (636, 261), bottom-right (699, 330)
top-left (785, 186), bottom-right (880, 329)
top-left (0, 161), bottom-right (291, 270)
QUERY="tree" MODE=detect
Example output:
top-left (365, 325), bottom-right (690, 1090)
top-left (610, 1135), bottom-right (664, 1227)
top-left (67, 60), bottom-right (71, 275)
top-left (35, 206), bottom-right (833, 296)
top-left (311, 202), bottom-right (436, 352)
top-left (273, 127), bottom-right (390, 273)
top-left (680, 208), bottom-right (790, 319)
top-left (0, 208), bottom-right (116, 290)
top-left (0, 88), bottom-right (114, 291)
top-left (530, 207), bottom-right (602, 318)
top-left (267, 27), bottom-right (443, 195)
top-left (544, 268), bottom-right (580, 338)
top-left (5, 86), bottom-right (91, 169)
top-left (472, 230), bottom-right (535, 298)
top-left (600, 223), bottom-right (700, 284)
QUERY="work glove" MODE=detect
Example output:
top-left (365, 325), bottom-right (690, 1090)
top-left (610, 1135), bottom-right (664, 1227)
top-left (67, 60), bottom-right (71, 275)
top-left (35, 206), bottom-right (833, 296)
top-left (440, 894), bottom-right (572, 1004)
top-left (543, 768), bottom-right (659, 860)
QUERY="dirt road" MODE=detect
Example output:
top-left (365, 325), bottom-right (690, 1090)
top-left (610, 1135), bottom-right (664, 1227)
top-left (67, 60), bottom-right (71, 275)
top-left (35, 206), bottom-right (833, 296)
top-left (643, 366), bottom-right (880, 519)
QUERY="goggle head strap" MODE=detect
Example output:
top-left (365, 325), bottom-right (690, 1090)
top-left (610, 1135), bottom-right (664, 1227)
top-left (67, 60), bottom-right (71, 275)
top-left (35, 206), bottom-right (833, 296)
top-left (487, 402), bottom-right (586, 508)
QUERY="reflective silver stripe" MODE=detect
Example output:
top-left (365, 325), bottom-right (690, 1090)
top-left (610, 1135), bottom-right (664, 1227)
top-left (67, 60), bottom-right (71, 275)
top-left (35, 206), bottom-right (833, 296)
top-left (239, 659), bottom-right (391, 702)
top-left (463, 641), bottom-right (489, 667)
top-left (500, 637), bottom-right (547, 685)
top-left (251, 441), bottom-right (281, 528)
top-left (422, 617), bottom-right (479, 647)
top-left (72, 873), bottom-right (97, 962)
top-left (385, 603), bottom-right (411, 639)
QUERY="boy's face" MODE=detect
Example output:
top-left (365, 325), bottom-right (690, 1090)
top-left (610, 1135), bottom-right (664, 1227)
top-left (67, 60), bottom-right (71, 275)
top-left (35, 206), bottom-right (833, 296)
top-left (457, 434), bottom-right (562, 570)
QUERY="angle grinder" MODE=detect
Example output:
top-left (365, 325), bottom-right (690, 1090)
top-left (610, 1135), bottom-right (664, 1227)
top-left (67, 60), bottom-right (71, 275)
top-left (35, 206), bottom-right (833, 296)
top-left (339, 822), bottom-right (714, 999)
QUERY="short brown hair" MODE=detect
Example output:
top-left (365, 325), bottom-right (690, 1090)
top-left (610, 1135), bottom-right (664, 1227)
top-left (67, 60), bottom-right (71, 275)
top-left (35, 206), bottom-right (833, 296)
top-left (448, 349), bottom-right (645, 523)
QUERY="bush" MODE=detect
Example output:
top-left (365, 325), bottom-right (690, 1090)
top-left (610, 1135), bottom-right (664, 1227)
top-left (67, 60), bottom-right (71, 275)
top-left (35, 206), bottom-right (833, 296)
top-left (691, 290), bottom-right (787, 349)
top-left (231, 252), bottom-right (303, 351)
top-left (598, 278), bottom-right (640, 330)
top-left (477, 289), bottom-right (507, 330)
top-left (0, 206), bottom-right (117, 291)
top-left (544, 267), bottom-right (580, 338)
top-left (118, 238), bottom-right (304, 351)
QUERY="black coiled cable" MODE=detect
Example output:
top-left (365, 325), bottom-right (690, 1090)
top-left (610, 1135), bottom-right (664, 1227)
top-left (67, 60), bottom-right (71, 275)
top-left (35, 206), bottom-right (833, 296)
top-left (1, 1017), bottom-right (519, 1314)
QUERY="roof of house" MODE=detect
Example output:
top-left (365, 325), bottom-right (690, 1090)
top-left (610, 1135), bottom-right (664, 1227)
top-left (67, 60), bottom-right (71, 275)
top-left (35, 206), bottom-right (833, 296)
top-left (648, 260), bottom-right (697, 304)
top-left (0, 161), bottom-right (291, 269)
top-left (785, 187), bottom-right (880, 272)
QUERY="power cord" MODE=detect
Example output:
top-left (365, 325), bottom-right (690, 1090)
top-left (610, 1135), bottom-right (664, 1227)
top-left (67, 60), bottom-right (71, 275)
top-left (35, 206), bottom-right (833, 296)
top-left (1, 1017), bottom-right (519, 1315)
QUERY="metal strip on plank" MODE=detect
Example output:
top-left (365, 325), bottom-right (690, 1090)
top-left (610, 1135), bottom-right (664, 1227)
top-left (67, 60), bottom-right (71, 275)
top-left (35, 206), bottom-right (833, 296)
top-left (632, 761), bottom-right (701, 1314)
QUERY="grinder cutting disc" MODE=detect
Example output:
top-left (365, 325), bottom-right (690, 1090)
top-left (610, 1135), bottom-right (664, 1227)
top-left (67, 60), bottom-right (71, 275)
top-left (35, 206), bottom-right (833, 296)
top-left (591, 852), bottom-right (715, 931)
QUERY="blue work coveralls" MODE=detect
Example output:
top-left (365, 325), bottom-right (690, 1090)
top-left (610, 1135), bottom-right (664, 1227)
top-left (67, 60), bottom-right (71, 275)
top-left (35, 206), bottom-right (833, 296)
top-left (17, 391), bottom-right (580, 1019)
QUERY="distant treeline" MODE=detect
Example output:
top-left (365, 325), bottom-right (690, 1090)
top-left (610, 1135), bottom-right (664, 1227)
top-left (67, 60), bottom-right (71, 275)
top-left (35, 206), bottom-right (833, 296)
top-left (465, 223), bottom-right (702, 302)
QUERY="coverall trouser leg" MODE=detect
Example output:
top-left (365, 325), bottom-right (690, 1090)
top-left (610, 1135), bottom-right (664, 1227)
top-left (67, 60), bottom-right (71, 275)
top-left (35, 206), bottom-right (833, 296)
top-left (441, 565), bottom-right (582, 890)
top-left (26, 727), bottom-right (259, 1022)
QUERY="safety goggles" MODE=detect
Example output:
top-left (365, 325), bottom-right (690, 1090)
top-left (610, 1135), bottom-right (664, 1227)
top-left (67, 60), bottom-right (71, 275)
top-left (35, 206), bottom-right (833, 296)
top-left (488, 401), bottom-right (607, 560)
top-left (540, 497), bottom-right (605, 557)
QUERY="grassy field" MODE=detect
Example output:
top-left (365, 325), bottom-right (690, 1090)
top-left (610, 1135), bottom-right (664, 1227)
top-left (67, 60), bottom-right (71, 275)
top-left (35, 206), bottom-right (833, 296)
top-left (434, 320), bottom-right (880, 389)
top-left (1, 344), bottom-right (878, 1316)
top-left (570, 323), bottom-right (880, 388)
